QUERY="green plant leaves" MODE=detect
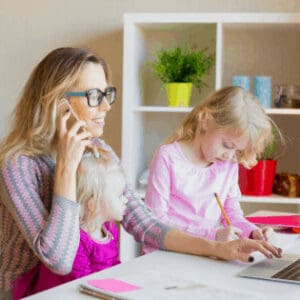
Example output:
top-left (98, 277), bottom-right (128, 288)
top-left (151, 46), bottom-right (214, 90)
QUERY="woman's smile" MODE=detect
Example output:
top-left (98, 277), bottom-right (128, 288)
top-left (92, 117), bottom-right (105, 127)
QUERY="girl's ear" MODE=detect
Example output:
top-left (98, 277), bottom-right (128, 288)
top-left (86, 197), bottom-right (104, 220)
top-left (86, 197), bottom-right (95, 212)
top-left (86, 197), bottom-right (94, 211)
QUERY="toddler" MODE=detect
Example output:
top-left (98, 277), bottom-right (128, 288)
top-left (12, 150), bottom-right (127, 298)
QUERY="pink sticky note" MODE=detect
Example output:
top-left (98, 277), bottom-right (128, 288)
top-left (87, 278), bottom-right (141, 293)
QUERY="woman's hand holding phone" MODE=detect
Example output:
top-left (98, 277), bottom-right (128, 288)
top-left (58, 99), bottom-right (99, 158)
top-left (57, 109), bottom-right (92, 169)
top-left (54, 101), bottom-right (92, 202)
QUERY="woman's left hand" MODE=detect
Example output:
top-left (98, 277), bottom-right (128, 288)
top-left (218, 238), bottom-right (282, 263)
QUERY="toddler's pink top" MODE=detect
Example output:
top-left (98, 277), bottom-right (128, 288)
top-left (144, 142), bottom-right (256, 253)
top-left (12, 222), bottom-right (120, 299)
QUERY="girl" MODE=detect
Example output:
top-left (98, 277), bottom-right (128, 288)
top-left (0, 48), bottom-right (281, 299)
top-left (144, 86), bottom-right (277, 253)
top-left (12, 151), bottom-right (127, 298)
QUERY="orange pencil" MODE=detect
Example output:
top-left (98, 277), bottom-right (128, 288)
top-left (214, 192), bottom-right (231, 226)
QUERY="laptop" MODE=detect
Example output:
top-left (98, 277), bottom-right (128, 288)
top-left (238, 254), bottom-right (300, 284)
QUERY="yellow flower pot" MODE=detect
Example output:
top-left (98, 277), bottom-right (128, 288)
top-left (165, 83), bottom-right (192, 107)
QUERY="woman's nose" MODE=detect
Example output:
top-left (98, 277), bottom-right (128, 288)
top-left (98, 98), bottom-right (111, 111)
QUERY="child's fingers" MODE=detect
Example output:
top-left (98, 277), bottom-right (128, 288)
top-left (252, 229), bottom-right (265, 240)
top-left (231, 227), bottom-right (242, 240)
top-left (84, 144), bottom-right (100, 158)
top-left (229, 233), bottom-right (239, 241)
top-left (262, 226), bottom-right (273, 236)
top-left (92, 145), bottom-right (100, 158)
top-left (232, 226), bottom-right (242, 235)
top-left (257, 227), bottom-right (274, 241)
top-left (216, 226), bottom-right (242, 242)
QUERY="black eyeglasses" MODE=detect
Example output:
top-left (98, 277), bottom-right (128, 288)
top-left (65, 86), bottom-right (116, 107)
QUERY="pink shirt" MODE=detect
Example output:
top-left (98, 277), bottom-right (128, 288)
top-left (0, 138), bottom-right (170, 295)
top-left (144, 142), bottom-right (256, 253)
top-left (12, 222), bottom-right (120, 299)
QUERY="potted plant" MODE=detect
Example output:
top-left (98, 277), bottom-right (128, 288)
top-left (238, 127), bottom-right (278, 196)
top-left (150, 46), bottom-right (214, 107)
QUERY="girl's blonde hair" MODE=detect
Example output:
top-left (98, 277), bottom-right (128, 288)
top-left (76, 154), bottom-right (126, 234)
top-left (0, 47), bottom-right (110, 164)
top-left (166, 86), bottom-right (276, 168)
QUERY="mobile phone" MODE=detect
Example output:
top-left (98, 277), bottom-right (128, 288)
top-left (59, 98), bottom-right (85, 131)
top-left (59, 99), bottom-right (98, 157)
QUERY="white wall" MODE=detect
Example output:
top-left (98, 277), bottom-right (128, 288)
top-left (1, 0), bottom-right (300, 155)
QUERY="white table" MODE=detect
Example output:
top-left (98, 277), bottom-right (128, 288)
top-left (26, 234), bottom-right (300, 300)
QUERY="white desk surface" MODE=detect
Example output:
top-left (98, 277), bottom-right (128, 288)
top-left (26, 234), bottom-right (300, 300)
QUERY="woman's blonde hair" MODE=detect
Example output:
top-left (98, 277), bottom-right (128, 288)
top-left (0, 47), bottom-right (110, 164)
top-left (76, 154), bottom-right (126, 234)
top-left (166, 86), bottom-right (277, 168)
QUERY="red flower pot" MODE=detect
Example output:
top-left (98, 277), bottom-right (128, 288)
top-left (238, 160), bottom-right (277, 196)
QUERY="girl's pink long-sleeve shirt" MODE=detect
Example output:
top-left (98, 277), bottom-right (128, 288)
top-left (144, 142), bottom-right (256, 253)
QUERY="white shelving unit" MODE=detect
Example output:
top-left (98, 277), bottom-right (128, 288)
top-left (121, 13), bottom-right (300, 261)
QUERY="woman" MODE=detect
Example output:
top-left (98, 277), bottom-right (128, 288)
top-left (0, 47), bottom-right (281, 299)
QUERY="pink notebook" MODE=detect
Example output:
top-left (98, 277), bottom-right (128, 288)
top-left (246, 214), bottom-right (300, 228)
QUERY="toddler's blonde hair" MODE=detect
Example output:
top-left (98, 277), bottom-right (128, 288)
top-left (166, 86), bottom-right (276, 168)
top-left (76, 153), bottom-right (126, 234)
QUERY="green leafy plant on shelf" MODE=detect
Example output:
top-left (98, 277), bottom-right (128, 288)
top-left (151, 46), bottom-right (214, 91)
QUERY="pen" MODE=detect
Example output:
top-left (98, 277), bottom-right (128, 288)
top-left (165, 283), bottom-right (207, 290)
top-left (214, 192), bottom-right (231, 226)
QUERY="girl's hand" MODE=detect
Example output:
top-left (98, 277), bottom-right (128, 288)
top-left (218, 238), bottom-right (282, 263)
top-left (251, 227), bottom-right (278, 245)
top-left (216, 226), bottom-right (242, 242)
top-left (251, 228), bottom-right (279, 251)
top-left (250, 228), bottom-right (265, 240)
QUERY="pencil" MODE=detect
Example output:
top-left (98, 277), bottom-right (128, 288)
top-left (214, 192), bottom-right (231, 226)
top-left (165, 282), bottom-right (207, 290)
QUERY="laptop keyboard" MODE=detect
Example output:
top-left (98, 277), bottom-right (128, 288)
top-left (272, 258), bottom-right (300, 281)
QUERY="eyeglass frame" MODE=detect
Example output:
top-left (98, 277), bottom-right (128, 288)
top-left (65, 86), bottom-right (117, 107)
